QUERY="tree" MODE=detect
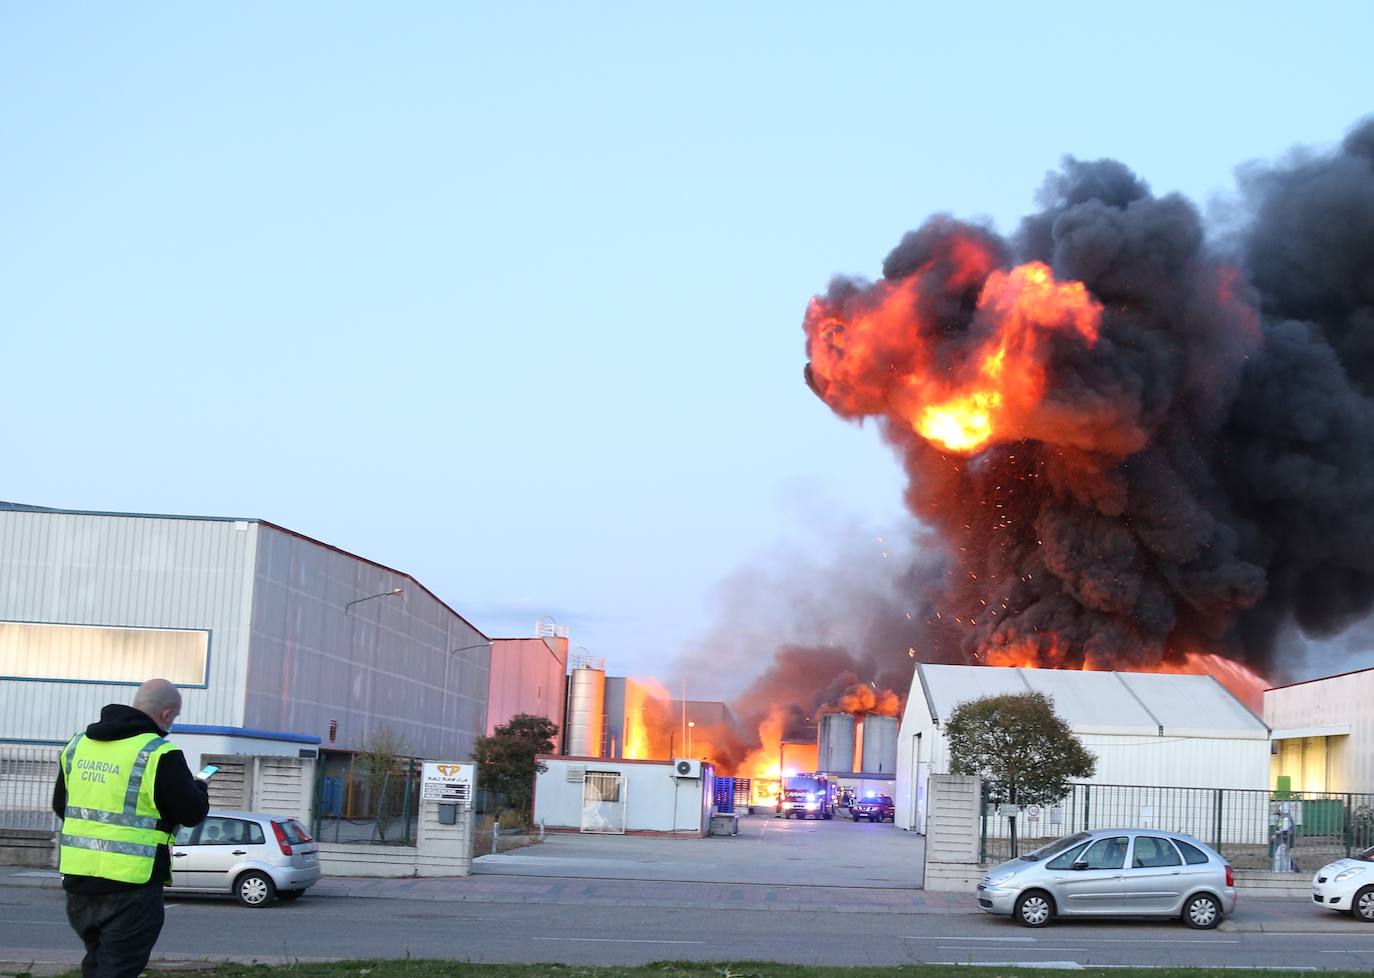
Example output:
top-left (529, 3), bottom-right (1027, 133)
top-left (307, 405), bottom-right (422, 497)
top-left (472, 713), bottom-right (559, 813)
top-left (944, 691), bottom-right (1096, 856)
top-left (356, 724), bottom-right (409, 843)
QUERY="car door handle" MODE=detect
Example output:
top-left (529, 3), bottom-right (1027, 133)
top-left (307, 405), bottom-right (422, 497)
top-left (173, 852), bottom-right (187, 858)
top-left (232, 849), bottom-right (247, 855)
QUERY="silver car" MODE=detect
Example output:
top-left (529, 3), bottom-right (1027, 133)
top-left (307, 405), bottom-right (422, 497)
top-left (169, 810), bottom-right (321, 907)
top-left (977, 828), bottom-right (1236, 929)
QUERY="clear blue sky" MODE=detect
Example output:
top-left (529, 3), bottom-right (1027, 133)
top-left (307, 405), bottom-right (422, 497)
top-left (4, 3), bottom-right (1372, 692)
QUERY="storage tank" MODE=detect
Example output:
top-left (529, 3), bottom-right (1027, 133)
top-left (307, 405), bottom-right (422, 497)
top-left (816, 712), bottom-right (856, 774)
top-left (565, 657), bottom-right (607, 757)
top-left (860, 714), bottom-right (899, 774)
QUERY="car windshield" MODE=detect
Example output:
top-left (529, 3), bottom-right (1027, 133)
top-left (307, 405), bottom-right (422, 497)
top-left (1021, 831), bottom-right (1091, 861)
top-left (1355, 846), bottom-right (1374, 863)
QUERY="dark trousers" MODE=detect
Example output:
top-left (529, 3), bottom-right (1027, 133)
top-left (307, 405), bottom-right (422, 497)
top-left (65, 885), bottom-right (165, 978)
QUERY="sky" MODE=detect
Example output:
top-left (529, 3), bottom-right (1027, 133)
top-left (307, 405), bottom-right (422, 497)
top-left (4, 3), bottom-right (1373, 695)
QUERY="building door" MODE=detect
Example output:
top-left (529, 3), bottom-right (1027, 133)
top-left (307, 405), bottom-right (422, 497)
top-left (580, 771), bottom-right (627, 834)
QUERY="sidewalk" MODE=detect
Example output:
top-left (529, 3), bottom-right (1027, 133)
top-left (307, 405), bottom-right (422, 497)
top-left (0, 862), bottom-right (1351, 931)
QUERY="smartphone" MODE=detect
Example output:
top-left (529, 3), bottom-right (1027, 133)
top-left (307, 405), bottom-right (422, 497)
top-left (196, 764), bottom-right (220, 781)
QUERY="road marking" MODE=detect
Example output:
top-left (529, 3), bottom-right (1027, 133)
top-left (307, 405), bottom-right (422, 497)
top-left (905, 937), bottom-right (1239, 944)
top-left (929, 961), bottom-right (1084, 970)
top-left (937, 946), bottom-right (1087, 952)
top-left (530, 937), bottom-right (705, 945)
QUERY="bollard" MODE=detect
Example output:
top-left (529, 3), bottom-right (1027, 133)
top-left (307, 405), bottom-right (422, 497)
top-left (491, 818), bottom-right (499, 855)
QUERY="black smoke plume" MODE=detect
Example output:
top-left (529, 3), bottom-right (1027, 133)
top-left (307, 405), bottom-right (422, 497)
top-left (800, 116), bottom-right (1374, 679)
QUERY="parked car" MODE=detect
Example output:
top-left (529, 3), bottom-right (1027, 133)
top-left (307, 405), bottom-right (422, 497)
top-left (1311, 845), bottom-right (1374, 921)
top-left (976, 828), bottom-right (1236, 929)
top-left (850, 793), bottom-right (895, 822)
top-left (169, 810), bottom-right (321, 907)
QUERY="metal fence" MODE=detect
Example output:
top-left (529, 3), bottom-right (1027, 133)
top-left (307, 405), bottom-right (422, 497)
top-left (979, 781), bottom-right (1374, 873)
top-left (0, 746), bottom-right (62, 831)
top-left (312, 754), bottom-right (423, 846)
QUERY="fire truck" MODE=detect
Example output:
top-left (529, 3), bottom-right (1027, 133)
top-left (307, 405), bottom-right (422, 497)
top-left (775, 772), bottom-right (836, 820)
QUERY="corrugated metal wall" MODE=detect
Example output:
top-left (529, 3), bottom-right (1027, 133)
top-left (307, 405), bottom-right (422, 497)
top-left (485, 637), bottom-right (566, 736)
top-left (243, 526), bottom-right (490, 761)
top-left (0, 511), bottom-right (258, 742)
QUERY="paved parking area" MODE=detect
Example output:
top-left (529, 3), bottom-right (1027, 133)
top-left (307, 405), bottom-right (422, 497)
top-left (473, 812), bottom-right (926, 887)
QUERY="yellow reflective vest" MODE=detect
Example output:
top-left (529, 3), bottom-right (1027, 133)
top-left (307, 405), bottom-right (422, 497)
top-left (59, 732), bottom-right (177, 884)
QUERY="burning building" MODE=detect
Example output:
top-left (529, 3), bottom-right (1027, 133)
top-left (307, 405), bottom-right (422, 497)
top-left (895, 663), bottom-right (1270, 833)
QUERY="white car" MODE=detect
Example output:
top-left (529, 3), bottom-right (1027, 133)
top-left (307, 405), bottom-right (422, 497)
top-left (169, 810), bottom-right (321, 907)
top-left (1312, 846), bottom-right (1374, 921)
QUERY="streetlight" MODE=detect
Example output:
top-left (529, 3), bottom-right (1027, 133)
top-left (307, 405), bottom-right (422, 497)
top-left (345, 588), bottom-right (404, 613)
top-left (442, 640), bottom-right (492, 756)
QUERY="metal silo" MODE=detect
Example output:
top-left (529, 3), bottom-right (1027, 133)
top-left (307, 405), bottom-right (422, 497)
top-left (860, 715), bottom-right (899, 774)
top-left (816, 712), bottom-right (856, 774)
top-left (565, 656), bottom-right (607, 757)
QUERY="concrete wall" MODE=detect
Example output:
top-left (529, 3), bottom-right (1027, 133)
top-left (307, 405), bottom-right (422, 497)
top-left (316, 798), bottom-right (473, 878)
top-left (533, 757), bottom-right (711, 835)
top-left (921, 774), bottom-right (984, 892)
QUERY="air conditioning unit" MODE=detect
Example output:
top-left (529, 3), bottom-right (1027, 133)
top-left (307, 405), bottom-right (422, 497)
top-left (673, 758), bottom-right (702, 779)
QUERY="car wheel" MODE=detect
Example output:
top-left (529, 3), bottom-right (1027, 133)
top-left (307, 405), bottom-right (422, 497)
top-left (235, 870), bottom-right (277, 908)
top-left (277, 889), bottom-right (305, 902)
top-left (1355, 886), bottom-right (1374, 923)
top-left (1015, 890), bottom-right (1053, 928)
top-left (1182, 893), bottom-right (1221, 929)
top-left (852, 814), bottom-right (859, 821)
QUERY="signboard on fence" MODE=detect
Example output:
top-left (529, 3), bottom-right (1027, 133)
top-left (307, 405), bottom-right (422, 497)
top-left (420, 762), bottom-right (474, 807)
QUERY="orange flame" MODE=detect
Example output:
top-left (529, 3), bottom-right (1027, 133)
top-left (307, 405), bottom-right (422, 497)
top-left (912, 262), bottom-right (1102, 453)
top-left (983, 643), bottom-right (1266, 713)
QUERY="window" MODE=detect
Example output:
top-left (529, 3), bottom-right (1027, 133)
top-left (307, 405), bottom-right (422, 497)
top-left (1132, 836), bottom-right (1183, 868)
top-left (1079, 836), bottom-right (1129, 870)
top-left (585, 771), bottom-right (621, 803)
top-left (198, 817), bottom-right (263, 846)
top-left (1174, 839), bottom-right (1211, 865)
top-left (1047, 842), bottom-right (1090, 870)
top-left (1029, 832), bottom-right (1091, 863)
top-left (0, 621), bottom-right (208, 685)
top-left (173, 825), bottom-right (197, 846)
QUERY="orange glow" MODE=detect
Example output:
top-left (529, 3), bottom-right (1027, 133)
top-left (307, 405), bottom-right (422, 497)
top-left (983, 644), bottom-right (1267, 713)
top-left (912, 263), bottom-right (1102, 453)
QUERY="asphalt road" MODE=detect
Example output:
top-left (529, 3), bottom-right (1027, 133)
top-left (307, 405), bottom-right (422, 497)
top-left (4, 885), bottom-right (1374, 970)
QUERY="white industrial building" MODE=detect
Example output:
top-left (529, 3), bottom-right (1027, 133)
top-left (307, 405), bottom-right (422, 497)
top-left (532, 756), bottom-right (716, 835)
top-left (1266, 666), bottom-right (1374, 794)
top-left (0, 501), bottom-right (492, 768)
top-left (895, 663), bottom-right (1271, 834)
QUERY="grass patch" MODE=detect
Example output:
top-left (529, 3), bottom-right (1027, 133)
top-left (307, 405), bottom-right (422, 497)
top-left (115, 963), bottom-right (1368, 978)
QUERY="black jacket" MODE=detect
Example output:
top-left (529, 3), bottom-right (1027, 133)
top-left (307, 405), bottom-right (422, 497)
top-left (52, 704), bottom-right (210, 893)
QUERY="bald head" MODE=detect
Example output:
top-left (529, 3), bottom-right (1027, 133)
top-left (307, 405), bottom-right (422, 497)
top-left (132, 678), bottom-right (182, 732)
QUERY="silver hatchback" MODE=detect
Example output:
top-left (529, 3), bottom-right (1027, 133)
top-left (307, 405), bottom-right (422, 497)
top-left (169, 810), bottom-right (321, 907)
top-left (977, 828), bottom-right (1236, 928)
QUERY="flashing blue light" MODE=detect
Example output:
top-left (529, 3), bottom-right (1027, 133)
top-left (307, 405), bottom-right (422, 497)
top-left (865, 791), bottom-right (876, 798)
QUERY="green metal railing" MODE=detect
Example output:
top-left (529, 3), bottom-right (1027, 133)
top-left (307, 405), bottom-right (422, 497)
top-left (978, 781), bottom-right (1374, 873)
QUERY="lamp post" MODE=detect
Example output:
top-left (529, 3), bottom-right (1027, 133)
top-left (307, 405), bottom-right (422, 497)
top-left (443, 640), bottom-right (492, 757)
top-left (345, 588), bottom-right (404, 613)
top-left (687, 720), bottom-right (695, 757)
top-left (344, 588), bottom-right (404, 732)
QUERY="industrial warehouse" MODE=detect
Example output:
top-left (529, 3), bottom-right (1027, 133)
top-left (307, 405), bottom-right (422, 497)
top-left (0, 500), bottom-right (574, 835)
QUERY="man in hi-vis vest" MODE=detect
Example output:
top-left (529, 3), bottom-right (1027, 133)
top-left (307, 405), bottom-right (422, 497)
top-left (52, 678), bottom-right (209, 978)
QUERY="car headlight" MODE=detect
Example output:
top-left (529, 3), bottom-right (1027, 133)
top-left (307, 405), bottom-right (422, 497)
top-left (1336, 867), bottom-right (1367, 882)
top-left (988, 871), bottom-right (1017, 885)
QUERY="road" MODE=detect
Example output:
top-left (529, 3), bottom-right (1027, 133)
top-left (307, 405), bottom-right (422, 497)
top-left (2, 880), bottom-right (1372, 970)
